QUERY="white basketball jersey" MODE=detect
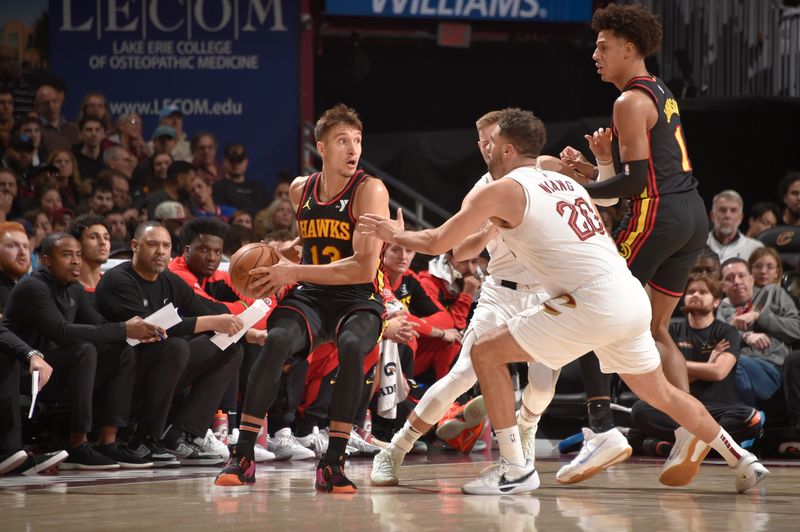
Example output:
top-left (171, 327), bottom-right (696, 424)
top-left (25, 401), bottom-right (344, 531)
top-left (498, 167), bottom-right (630, 294)
top-left (472, 173), bottom-right (540, 285)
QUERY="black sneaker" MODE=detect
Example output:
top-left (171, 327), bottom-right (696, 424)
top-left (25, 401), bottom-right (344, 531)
top-left (9, 450), bottom-right (69, 476)
top-left (97, 442), bottom-right (154, 469)
top-left (130, 437), bottom-right (180, 469)
top-left (0, 450), bottom-right (28, 475)
top-left (214, 446), bottom-right (256, 487)
top-left (315, 458), bottom-right (357, 493)
top-left (165, 433), bottom-right (223, 466)
top-left (60, 442), bottom-right (120, 470)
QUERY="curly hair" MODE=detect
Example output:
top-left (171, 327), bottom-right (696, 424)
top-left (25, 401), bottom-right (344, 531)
top-left (496, 108), bottom-right (547, 159)
top-left (591, 3), bottom-right (663, 57)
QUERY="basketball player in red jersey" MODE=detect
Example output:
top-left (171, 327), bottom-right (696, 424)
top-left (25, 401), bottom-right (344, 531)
top-left (559, 3), bottom-right (709, 481)
top-left (215, 104), bottom-right (390, 492)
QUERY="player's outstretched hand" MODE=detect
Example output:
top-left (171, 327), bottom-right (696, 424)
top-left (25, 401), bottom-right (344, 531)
top-left (584, 127), bottom-right (613, 164)
top-left (248, 249), bottom-right (295, 298)
top-left (358, 208), bottom-right (405, 243)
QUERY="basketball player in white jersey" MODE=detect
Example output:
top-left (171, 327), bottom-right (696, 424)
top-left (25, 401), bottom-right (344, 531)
top-left (359, 108), bottom-right (768, 495)
top-left (371, 110), bottom-right (560, 486)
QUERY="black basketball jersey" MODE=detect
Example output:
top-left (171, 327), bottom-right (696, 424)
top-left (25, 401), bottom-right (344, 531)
top-left (296, 169), bottom-right (378, 292)
top-left (611, 75), bottom-right (698, 199)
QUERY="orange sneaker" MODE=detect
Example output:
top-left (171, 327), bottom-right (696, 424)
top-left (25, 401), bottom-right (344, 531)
top-left (435, 396), bottom-right (487, 454)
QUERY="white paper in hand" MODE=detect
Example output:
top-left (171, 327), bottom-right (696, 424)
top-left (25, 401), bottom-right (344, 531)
top-left (210, 299), bottom-right (270, 350)
top-left (127, 303), bottom-right (182, 346)
top-left (28, 370), bottom-right (39, 419)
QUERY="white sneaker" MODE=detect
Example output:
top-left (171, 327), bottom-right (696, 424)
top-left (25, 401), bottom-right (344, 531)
top-left (347, 429), bottom-right (381, 457)
top-left (370, 448), bottom-right (404, 486)
top-left (519, 423), bottom-right (538, 462)
top-left (273, 427), bottom-right (315, 460)
top-left (253, 444), bottom-right (276, 463)
top-left (462, 458), bottom-right (540, 495)
top-left (198, 429), bottom-right (230, 461)
top-left (733, 453), bottom-right (769, 493)
top-left (410, 440), bottom-right (428, 454)
top-left (556, 428), bottom-right (632, 485)
top-left (658, 427), bottom-right (710, 487)
top-left (296, 426), bottom-right (329, 458)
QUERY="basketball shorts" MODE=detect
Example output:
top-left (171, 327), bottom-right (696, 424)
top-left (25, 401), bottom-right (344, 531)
top-left (507, 273), bottom-right (661, 375)
top-left (614, 189), bottom-right (707, 296)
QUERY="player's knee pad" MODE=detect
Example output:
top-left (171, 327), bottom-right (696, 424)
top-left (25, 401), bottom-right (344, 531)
top-left (522, 363), bottom-right (561, 415)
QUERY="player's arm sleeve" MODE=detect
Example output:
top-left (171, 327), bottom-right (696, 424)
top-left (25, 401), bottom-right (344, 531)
top-left (582, 159), bottom-right (649, 199)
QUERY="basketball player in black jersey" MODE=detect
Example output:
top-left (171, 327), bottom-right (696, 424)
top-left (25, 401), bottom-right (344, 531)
top-left (215, 104), bottom-right (390, 492)
top-left (558, 3), bottom-right (708, 482)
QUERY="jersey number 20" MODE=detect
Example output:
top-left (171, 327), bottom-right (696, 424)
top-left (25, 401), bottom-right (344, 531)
top-left (556, 198), bottom-right (606, 241)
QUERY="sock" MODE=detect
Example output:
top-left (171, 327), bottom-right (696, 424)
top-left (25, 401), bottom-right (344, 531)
top-left (237, 417), bottom-right (264, 458)
top-left (517, 404), bottom-right (541, 430)
top-left (324, 430), bottom-right (350, 463)
top-left (587, 398), bottom-right (615, 433)
top-left (709, 427), bottom-right (748, 467)
top-left (496, 426), bottom-right (526, 467)
top-left (390, 421), bottom-right (422, 457)
top-left (227, 411), bottom-right (238, 434)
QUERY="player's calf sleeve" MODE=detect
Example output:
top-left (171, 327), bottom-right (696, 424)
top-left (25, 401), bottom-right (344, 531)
top-left (520, 364), bottom-right (560, 422)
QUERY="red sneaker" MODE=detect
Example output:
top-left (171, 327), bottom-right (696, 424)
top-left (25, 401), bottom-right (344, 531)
top-left (435, 396), bottom-right (487, 454)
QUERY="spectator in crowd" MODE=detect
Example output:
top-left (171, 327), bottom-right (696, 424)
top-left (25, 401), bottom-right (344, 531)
top-left (103, 146), bottom-right (137, 181)
top-left (2, 134), bottom-right (35, 184)
top-left (47, 148), bottom-right (86, 209)
top-left (35, 82), bottom-right (80, 156)
top-left (718, 258), bottom-right (800, 447)
top-left (73, 115), bottom-right (106, 182)
top-left (68, 214), bottom-right (110, 294)
top-left (77, 91), bottom-right (113, 132)
top-left (222, 224), bottom-right (257, 261)
top-left (213, 144), bottom-right (269, 216)
top-left (0, 222), bottom-right (30, 305)
top-left (3, 232), bottom-right (162, 469)
top-left (229, 210), bottom-right (252, 230)
top-left (35, 183), bottom-right (63, 217)
top-left (272, 175), bottom-right (291, 202)
top-left (0, 321), bottom-right (67, 476)
top-left (132, 127), bottom-right (176, 193)
top-left (102, 113), bottom-right (148, 163)
top-left (50, 207), bottom-right (76, 233)
top-left (87, 181), bottom-right (114, 217)
top-left (96, 221), bottom-right (245, 466)
top-left (749, 247), bottom-right (783, 288)
top-left (707, 190), bottom-right (763, 262)
top-left (106, 170), bottom-right (132, 210)
top-left (141, 160), bottom-right (193, 220)
top-left (189, 173), bottom-right (235, 221)
top-left (191, 132), bottom-right (221, 185)
top-left (746, 202), bottom-right (781, 238)
top-left (779, 172), bottom-right (800, 226)
top-left (0, 168), bottom-right (21, 221)
top-left (23, 209), bottom-right (52, 268)
top-left (18, 117), bottom-right (44, 167)
top-left (153, 200), bottom-right (189, 257)
top-left (147, 105), bottom-right (192, 162)
top-left (254, 197), bottom-right (296, 238)
top-left (0, 86), bottom-right (13, 149)
top-left (631, 273), bottom-right (761, 453)
top-left (105, 209), bottom-right (129, 243)
top-left (691, 246), bottom-right (722, 281)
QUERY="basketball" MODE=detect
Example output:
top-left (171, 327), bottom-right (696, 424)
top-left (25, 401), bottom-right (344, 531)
top-left (228, 242), bottom-right (279, 298)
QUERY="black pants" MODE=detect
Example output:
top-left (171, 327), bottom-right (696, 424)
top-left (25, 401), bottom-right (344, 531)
top-left (0, 356), bottom-right (21, 452)
top-left (631, 400), bottom-right (760, 443)
top-left (134, 336), bottom-right (243, 439)
top-left (784, 351), bottom-right (800, 426)
top-left (40, 342), bottom-right (135, 435)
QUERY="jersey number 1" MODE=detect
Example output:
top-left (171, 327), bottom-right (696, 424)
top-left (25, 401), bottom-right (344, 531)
top-left (674, 126), bottom-right (692, 172)
top-left (309, 245), bottom-right (342, 264)
top-left (556, 198), bottom-right (606, 241)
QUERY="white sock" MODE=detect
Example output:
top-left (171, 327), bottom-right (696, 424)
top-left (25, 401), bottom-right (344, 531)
top-left (517, 405), bottom-right (541, 430)
top-left (390, 421), bottom-right (422, 457)
top-left (709, 427), bottom-right (748, 467)
top-left (496, 426), bottom-right (526, 467)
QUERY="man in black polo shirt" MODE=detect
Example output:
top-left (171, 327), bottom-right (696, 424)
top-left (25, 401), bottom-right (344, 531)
top-left (4, 232), bottom-right (162, 469)
top-left (631, 273), bottom-right (761, 450)
top-left (96, 221), bottom-right (245, 465)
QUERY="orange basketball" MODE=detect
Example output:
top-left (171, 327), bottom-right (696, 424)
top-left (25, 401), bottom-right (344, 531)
top-left (228, 242), bottom-right (279, 298)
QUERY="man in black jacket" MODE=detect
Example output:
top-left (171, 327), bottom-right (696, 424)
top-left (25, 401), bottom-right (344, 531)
top-left (3, 232), bottom-right (163, 469)
top-left (96, 221), bottom-right (245, 466)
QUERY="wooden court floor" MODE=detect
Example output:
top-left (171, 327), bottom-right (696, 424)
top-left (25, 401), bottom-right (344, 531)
top-left (2, 450), bottom-right (798, 531)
